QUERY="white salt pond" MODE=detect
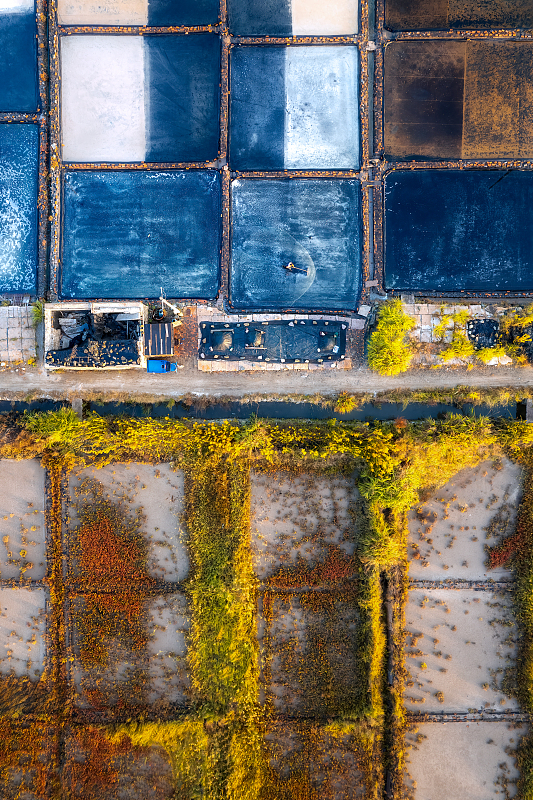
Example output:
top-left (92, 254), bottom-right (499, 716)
top-left (251, 471), bottom-right (358, 580)
top-left (408, 458), bottom-right (522, 581)
top-left (61, 35), bottom-right (146, 163)
top-left (58, 0), bottom-right (147, 25)
top-left (69, 463), bottom-right (188, 582)
top-left (0, 459), bottom-right (46, 581)
top-left (405, 589), bottom-right (518, 713)
top-left (0, 587), bottom-right (46, 678)
top-left (405, 721), bottom-right (523, 800)
top-left (290, 0), bottom-right (358, 35)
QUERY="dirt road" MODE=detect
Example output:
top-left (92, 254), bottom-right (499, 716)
top-left (0, 364), bottom-right (532, 401)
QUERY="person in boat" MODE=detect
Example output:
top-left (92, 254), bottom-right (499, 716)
top-left (282, 261), bottom-right (308, 276)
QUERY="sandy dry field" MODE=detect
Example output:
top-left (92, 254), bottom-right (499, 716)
top-left (0, 459), bottom-right (46, 581)
top-left (68, 462), bottom-right (188, 582)
top-left (405, 588), bottom-right (517, 713)
top-left (405, 721), bottom-right (522, 800)
top-left (71, 592), bottom-right (190, 709)
top-left (265, 721), bottom-right (370, 800)
top-left (251, 471), bottom-right (359, 579)
top-left (259, 591), bottom-right (359, 717)
top-left (408, 458), bottom-right (521, 581)
top-left (0, 587), bottom-right (46, 678)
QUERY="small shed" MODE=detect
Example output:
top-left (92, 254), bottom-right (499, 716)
top-left (144, 323), bottom-right (174, 357)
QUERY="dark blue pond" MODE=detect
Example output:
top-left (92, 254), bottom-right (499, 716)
top-left (86, 400), bottom-right (517, 422)
top-left (0, 124), bottom-right (38, 294)
top-left (148, 0), bottom-right (220, 26)
top-left (0, 7), bottom-right (37, 113)
top-left (61, 170), bottom-right (221, 300)
top-left (230, 178), bottom-right (362, 311)
top-left (385, 170), bottom-right (533, 293)
top-left (144, 34), bottom-right (220, 163)
top-left (230, 45), bottom-right (360, 171)
top-left (228, 0), bottom-right (292, 35)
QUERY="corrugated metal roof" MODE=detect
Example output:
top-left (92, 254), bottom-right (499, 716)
top-left (144, 322), bottom-right (173, 356)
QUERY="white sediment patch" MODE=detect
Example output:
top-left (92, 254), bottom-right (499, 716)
top-left (61, 35), bottom-right (146, 163)
top-left (291, 0), bottom-right (358, 35)
top-left (405, 721), bottom-right (523, 800)
top-left (0, 588), bottom-right (46, 678)
top-left (284, 46), bottom-right (359, 169)
top-left (0, 459), bottom-right (46, 581)
top-left (148, 593), bottom-right (190, 704)
top-left (405, 589), bottom-right (518, 713)
top-left (57, 0), bottom-right (147, 25)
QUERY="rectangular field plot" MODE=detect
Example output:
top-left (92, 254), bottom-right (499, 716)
top-left (63, 725), bottom-right (174, 800)
top-left (251, 471), bottom-right (358, 580)
top-left (61, 170), bottom-right (221, 300)
top-left (148, 593), bottom-right (190, 705)
top-left (386, 0), bottom-right (533, 31)
top-left (385, 40), bottom-right (533, 160)
top-left (228, 0), bottom-right (358, 36)
top-left (405, 589), bottom-right (517, 713)
top-left (0, 2), bottom-right (37, 113)
top-left (259, 592), bottom-right (360, 718)
top-left (0, 723), bottom-right (56, 800)
top-left (384, 170), bottom-right (533, 294)
top-left (404, 721), bottom-right (523, 800)
top-left (230, 46), bottom-right (359, 171)
top-left (408, 458), bottom-right (521, 581)
top-left (264, 721), bottom-right (380, 800)
top-left (69, 592), bottom-right (190, 710)
top-left (61, 34), bottom-right (220, 163)
top-left (0, 125), bottom-right (38, 294)
top-left (0, 588), bottom-right (46, 678)
top-left (58, 0), bottom-right (219, 25)
top-left (68, 463), bottom-right (188, 583)
top-left (0, 459), bottom-right (45, 581)
top-left (231, 179), bottom-right (362, 311)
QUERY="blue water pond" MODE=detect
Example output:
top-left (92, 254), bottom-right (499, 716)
top-left (0, 124), bottom-right (38, 294)
top-left (230, 178), bottom-right (362, 311)
top-left (385, 170), bottom-right (533, 293)
top-left (61, 170), bottom-right (221, 300)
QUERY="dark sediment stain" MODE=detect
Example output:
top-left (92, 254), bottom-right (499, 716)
top-left (463, 41), bottom-right (533, 159)
top-left (384, 41), bottom-right (465, 159)
top-left (385, 0), bottom-right (533, 30)
top-left (385, 0), bottom-right (448, 31)
top-left (384, 170), bottom-right (533, 294)
top-left (448, 0), bottom-right (533, 28)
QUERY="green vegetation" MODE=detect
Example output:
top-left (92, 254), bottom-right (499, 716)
top-left (31, 300), bottom-right (45, 327)
top-left (476, 345), bottom-right (506, 365)
top-left (367, 299), bottom-right (415, 376)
